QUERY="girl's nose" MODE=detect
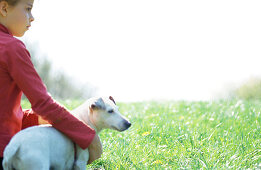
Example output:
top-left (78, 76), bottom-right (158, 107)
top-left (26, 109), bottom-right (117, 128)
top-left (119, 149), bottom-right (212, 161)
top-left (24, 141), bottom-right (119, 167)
top-left (30, 14), bottom-right (35, 22)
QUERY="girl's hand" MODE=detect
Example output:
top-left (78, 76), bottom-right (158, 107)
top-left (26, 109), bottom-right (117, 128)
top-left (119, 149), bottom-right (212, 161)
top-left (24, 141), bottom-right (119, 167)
top-left (88, 134), bottom-right (102, 164)
top-left (38, 116), bottom-right (49, 125)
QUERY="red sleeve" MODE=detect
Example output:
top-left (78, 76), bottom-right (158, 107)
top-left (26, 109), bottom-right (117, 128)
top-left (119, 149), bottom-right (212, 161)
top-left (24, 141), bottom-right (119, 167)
top-left (4, 39), bottom-right (95, 149)
top-left (22, 109), bottom-right (39, 130)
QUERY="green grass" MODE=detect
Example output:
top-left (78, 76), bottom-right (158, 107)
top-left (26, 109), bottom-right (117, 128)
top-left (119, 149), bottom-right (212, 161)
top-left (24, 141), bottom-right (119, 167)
top-left (22, 100), bottom-right (261, 169)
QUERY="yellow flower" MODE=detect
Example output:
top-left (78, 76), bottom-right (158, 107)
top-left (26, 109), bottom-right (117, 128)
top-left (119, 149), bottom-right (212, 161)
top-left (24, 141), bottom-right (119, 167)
top-left (179, 116), bottom-right (184, 120)
top-left (153, 160), bottom-right (162, 164)
top-left (142, 131), bottom-right (151, 136)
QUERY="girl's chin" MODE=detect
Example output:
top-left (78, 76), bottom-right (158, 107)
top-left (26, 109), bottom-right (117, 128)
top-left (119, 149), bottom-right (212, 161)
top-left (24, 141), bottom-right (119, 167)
top-left (13, 31), bottom-right (26, 37)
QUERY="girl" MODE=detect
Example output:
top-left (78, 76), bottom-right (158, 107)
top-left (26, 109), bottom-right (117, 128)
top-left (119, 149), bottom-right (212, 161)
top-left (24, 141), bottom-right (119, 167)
top-left (0, 0), bottom-right (102, 169)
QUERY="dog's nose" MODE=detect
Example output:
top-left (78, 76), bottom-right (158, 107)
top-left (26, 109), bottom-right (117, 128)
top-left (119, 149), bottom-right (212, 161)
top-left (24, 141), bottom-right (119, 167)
top-left (124, 121), bottom-right (131, 129)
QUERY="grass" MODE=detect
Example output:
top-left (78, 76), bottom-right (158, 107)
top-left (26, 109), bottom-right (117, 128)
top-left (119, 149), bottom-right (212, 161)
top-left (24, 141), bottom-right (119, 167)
top-left (22, 99), bottom-right (261, 169)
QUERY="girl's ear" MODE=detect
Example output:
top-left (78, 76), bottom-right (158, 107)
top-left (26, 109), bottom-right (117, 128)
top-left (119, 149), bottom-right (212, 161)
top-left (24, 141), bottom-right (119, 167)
top-left (0, 1), bottom-right (9, 17)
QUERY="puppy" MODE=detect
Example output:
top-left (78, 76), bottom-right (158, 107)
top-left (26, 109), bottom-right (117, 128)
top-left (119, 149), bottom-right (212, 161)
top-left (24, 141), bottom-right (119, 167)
top-left (3, 96), bottom-right (131, 170)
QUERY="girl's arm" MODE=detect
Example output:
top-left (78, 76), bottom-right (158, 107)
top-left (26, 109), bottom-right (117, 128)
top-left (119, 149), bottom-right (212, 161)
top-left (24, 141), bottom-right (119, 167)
top-left (5, 39), bottom-right (95, 150)
top-left (22, 109), bottom-right (49, 130)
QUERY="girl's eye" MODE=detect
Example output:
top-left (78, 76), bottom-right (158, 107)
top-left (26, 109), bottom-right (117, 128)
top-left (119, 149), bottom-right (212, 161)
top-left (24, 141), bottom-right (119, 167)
top-left (27, 8), bottom-right (32, 11)
top-left (108, 110), bottom-right (114, 113)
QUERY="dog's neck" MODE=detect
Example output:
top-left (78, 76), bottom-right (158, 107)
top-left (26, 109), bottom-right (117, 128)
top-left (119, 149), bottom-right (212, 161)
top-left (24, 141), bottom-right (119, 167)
top-left (72, 106), bottom-right (101, 133)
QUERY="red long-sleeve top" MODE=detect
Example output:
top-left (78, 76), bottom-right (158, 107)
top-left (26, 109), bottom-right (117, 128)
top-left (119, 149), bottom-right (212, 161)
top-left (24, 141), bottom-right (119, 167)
top-left (0, 24), bottom-right (95, 157)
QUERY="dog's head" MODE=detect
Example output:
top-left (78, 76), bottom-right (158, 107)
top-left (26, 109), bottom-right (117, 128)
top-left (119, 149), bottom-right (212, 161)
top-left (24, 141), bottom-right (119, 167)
top-left (89, 96), bottom-right (131, 132)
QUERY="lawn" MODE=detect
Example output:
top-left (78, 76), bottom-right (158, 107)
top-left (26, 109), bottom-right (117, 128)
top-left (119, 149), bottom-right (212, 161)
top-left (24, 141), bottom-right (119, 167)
top-left (22, 99), bottom-right (261, 169)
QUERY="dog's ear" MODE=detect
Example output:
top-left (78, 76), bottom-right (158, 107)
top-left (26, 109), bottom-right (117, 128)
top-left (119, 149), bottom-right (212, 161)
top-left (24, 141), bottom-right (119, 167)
top-left (109, 96), bottom-right (116, 105)
top-left (91, 98), bottom-right (105, 110)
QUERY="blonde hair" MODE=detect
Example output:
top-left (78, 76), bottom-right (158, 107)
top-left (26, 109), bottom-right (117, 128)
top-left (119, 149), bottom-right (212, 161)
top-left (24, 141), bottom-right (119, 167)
top-left (0, 0), bottom-right (19, 6)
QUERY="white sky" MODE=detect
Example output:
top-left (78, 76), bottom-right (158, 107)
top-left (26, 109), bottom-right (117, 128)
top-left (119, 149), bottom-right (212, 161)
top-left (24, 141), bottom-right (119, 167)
top-left (22, 0), bottom-right (261, 102)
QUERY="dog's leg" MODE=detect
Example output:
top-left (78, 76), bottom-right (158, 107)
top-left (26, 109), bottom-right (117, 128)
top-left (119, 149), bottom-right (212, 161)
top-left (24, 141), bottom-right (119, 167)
top-left (73, 145), bottom-right (89, 170)
top-left (17, 158), bottom-right (49, 170)
top-left (14, 150), bottom-right (50, 170)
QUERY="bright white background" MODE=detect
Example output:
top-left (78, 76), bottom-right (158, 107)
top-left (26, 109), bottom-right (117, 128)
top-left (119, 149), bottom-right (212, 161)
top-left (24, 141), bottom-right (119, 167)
top-left (23, 0), bottom-right (261, 102)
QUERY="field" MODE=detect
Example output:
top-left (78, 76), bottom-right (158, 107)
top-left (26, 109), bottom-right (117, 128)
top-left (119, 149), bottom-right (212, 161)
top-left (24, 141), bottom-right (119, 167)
top-left (22, 100), bottom-right (261, 169)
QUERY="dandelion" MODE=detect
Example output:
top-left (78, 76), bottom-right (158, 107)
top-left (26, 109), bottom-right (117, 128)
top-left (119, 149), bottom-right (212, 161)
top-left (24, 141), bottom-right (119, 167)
top-left (179, 116), bottom-right (184, 120)
top-left (142, 132), bottom-right (151, 136)
top-left (153, 160), bottom-right (162, 164)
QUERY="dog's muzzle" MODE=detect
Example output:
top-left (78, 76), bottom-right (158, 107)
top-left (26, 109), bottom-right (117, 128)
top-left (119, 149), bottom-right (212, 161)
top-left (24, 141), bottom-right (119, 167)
top-left (124, 121), bottom-right (131, 129)
top-left (120, 120), bottom-right (131, 131)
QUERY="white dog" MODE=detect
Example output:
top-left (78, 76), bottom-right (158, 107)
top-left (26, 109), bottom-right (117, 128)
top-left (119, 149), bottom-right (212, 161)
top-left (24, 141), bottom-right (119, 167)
top-left (3, 96), bottom-right (131, 170)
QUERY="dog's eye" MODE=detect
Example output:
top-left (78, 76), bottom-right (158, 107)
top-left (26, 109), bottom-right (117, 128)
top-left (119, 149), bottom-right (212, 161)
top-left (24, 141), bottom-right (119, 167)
top-left (108, 110), bottom-right (114, 113)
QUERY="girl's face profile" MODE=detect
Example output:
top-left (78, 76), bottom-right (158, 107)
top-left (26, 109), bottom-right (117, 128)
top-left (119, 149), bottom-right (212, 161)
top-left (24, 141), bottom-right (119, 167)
top-left (2, 0), bottom-right (35, 37)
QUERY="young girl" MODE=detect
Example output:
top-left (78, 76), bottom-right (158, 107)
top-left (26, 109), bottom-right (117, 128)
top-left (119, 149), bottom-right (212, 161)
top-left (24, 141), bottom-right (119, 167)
top-left (0, 0), bottom-right (102, 169)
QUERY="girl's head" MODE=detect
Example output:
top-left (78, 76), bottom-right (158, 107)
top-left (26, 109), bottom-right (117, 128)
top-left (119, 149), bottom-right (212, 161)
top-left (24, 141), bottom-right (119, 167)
top-left (0, 0), bottom-right (34, 37)
top-left (0, 0), bottom-right (20, 6)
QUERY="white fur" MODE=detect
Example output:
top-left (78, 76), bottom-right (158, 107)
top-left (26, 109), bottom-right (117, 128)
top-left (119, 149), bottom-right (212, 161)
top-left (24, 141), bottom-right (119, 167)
top-left (2, 97), bottom-right (131, 170)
